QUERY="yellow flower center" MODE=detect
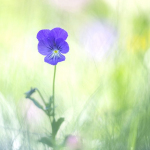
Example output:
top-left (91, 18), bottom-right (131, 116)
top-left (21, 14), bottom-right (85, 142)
top-left (54, 50), bottom-right (58, 53)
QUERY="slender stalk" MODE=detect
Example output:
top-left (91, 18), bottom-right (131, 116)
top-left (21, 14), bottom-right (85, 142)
top-left (48, 116), bottom-right (52, 125)
top-left (52, 65), bottom-right (57, 149)
top-left (36, 88), bottom-right (46, 105)
top-left (52, 65), bottom-right (57, 122)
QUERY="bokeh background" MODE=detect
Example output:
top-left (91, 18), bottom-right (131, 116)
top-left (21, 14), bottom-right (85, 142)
top-left (0, 0), bottom-right (150, 149)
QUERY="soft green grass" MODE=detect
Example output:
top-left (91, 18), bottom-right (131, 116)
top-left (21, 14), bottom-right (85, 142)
top-left (0, 0), bottom-right (150, 149)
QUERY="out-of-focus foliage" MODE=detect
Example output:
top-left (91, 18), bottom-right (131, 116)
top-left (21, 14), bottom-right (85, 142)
top-left (0, 0), bottom-right (150, 149)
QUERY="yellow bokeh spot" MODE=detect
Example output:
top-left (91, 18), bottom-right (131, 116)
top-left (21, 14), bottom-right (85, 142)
top-left (127, 31), bottom-right (150, 53)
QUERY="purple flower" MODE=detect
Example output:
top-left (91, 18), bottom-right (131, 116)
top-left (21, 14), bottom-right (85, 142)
top-left (37, 28), bottom-right (69, 65)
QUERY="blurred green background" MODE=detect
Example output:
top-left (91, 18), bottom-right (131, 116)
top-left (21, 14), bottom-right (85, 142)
top-left (0, 0), bottom-right (150, 149)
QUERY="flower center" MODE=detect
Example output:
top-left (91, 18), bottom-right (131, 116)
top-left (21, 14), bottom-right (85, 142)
top-left (54, 50), bottom-right (58, 53)
top-left (50, 49), bottom-right (60, 59)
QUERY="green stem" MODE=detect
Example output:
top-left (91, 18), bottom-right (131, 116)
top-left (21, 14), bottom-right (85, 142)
top-left (36, 88), bottom-right (46, 105)
top-left (52, 65), bottom-right (57, 122)
top-left (49, 116), bottom-right (52, 124)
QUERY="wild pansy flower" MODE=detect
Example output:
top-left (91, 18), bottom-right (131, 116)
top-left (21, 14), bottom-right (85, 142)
top-left (37, 27), bottom-right (69, 65)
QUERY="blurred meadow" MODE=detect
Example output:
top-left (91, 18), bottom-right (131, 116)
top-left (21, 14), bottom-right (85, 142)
top-left (0, 0), bottom-right (150, 149)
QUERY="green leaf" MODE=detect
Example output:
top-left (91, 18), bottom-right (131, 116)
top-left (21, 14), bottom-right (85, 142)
top-left (29, 97), bottom-right (43, 110)
top-left (39, 136), bottom-right (54, 147)
top-left (25, 88), bottom-right (36, 98)
top-left (47, 96), bottom-right (53, 110)
top-left (52, 117), bottom-right (64, 137)
top-left (45, 102), bottom-right (52, 110)
top-left (44, 96), bottom-right (53, 116)
top-left (44, 108), bottom-right (53, 116)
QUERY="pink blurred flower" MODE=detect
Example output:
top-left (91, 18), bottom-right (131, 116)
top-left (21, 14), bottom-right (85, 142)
top-left (66, 135), bottom-right (82, 150)
top-left (23, 100), bottom-right (44, 125)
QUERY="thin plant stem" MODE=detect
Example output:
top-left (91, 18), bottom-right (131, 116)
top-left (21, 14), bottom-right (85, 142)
top-left (36, 88), bottom-right (46, 105)
top-left (49, 116), bottom-right (52, 124)
top-left (52, 65), bottom-right (57, 122)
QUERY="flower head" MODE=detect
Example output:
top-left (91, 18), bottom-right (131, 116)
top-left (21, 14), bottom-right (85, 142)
top-left (37, 28), bottom-right (69, 65)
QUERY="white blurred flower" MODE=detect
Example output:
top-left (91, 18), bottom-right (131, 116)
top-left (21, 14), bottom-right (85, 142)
top-left (81, 20), bottom-right (118, 61)
top-left (48, 0), bottom-right (90, 12)
top-left (104, 0), bottom-right (150, 13)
